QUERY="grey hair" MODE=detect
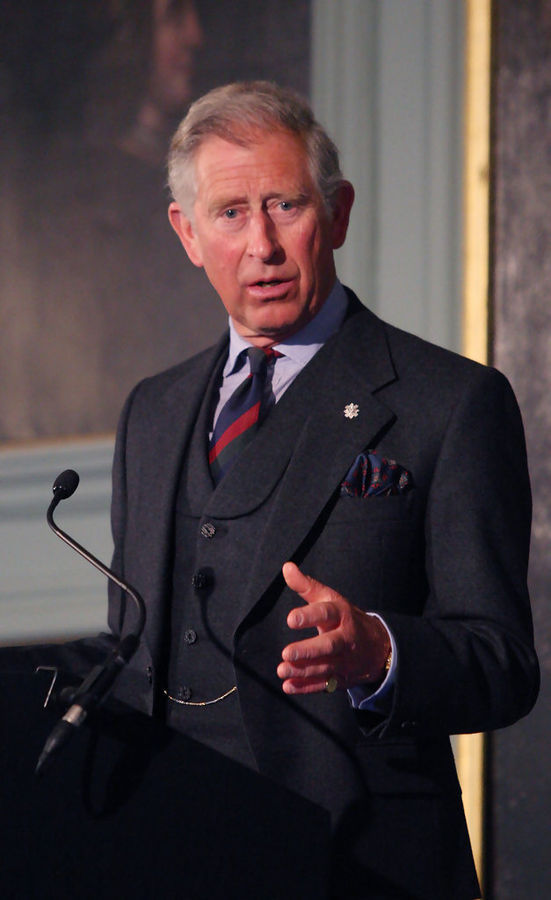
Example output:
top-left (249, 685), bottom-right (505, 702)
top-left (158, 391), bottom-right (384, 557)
top-left (167, 81), bottom-right (344, 216)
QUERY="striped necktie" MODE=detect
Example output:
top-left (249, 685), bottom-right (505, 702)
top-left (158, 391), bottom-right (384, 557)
top-left (209, 346), bottom-right (281, 484)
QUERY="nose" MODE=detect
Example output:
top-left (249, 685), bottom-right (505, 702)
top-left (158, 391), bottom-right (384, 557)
top-left (246, 212), bottom-right (279, 261)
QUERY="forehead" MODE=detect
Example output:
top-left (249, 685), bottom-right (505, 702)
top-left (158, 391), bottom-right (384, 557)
top-left (192, 129), bottom-right (317, 204)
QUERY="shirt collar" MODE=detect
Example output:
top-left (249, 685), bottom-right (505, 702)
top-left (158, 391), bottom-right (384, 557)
top-left (224, 280), bottom-right (349, 375)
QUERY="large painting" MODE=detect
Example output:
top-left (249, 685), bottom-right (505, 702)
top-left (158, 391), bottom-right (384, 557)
top-left (0, 0), bottom-right (311, 441)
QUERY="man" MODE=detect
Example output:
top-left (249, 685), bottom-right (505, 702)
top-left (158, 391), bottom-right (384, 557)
top-left (93, 83), bottom-right (537, 896)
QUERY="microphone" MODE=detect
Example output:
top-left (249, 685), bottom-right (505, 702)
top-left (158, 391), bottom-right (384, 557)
top-left (36, 470), bottom-right (146, 775)
top-left (52, 468), bottom-right (80, 500)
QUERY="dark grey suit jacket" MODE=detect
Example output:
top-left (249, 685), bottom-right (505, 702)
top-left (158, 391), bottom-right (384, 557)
top-left (104, 291), bottom-right (538, 898)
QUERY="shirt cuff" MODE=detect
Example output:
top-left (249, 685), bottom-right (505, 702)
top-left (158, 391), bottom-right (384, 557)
top-left (347, 614), bottom-right (397, 712)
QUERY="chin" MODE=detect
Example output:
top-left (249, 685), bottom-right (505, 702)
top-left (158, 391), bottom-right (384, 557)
top-left (255, 309), bottom-right (310, 337)
top-left (256, 321), bottom-right (300, 340)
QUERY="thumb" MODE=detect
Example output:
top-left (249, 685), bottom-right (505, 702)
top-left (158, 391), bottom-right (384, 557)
top-left (282, 561), bottom-right (319, 604)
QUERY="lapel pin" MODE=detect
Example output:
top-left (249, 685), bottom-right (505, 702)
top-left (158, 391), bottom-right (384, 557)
top-left (343, 403), bottom-right (359, 419)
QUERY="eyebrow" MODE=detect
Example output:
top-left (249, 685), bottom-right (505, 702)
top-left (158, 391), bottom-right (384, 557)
top-left (208, 190), bottom-right (312, 216)
top-left (208, 196), bottom-right (248, 215)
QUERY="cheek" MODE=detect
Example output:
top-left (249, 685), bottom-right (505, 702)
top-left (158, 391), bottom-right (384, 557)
top-left (203, 244), bottom-right (240, 289)
top-left (293, 222), bottom-right (321, 265)
top-left (200, 234), bottom-right (229, 266)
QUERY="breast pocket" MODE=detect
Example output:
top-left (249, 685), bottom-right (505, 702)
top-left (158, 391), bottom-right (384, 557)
top-left (329, 492), bottom-right (414, 526)
top-left (300, 493), bottom-right (421, 610)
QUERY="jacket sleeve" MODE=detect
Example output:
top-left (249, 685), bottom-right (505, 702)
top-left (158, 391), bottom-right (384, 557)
top-left (107, 381), bottom-right (143, 639)
top-left (365, 365), bottom-right (539, 738)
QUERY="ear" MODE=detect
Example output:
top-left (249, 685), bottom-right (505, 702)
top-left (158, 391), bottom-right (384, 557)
top-left (168, 201), bottom-right (204, 267)
top-left (330, 181), bottom-right (355, 250)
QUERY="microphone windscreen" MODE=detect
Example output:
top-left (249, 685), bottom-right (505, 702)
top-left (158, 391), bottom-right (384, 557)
top-left (52, 469), bottom-right (80, 499)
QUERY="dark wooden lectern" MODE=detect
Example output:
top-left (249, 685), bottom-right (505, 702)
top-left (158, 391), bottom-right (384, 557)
top-left (0, 670), bottom-right (330, 899)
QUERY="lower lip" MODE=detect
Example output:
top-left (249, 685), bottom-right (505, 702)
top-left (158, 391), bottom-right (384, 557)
top-left (246, 280), bottom-right (295, 300)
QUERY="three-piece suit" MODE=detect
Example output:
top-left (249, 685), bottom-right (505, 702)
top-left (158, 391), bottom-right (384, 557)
top-left (102, 290), bottom-right (538, 898)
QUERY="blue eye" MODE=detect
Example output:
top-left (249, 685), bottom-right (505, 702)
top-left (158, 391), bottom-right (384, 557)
top-left (223, 208), bottom-right (238, 219)
top-left (279, 201), bottom-right (293, 211)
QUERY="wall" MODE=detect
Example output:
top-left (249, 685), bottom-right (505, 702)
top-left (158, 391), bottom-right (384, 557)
top-left (0, 440), bottom-right (113, 644)
top-left (312, 0), bottom-right (464, 350)
top-left (489, 1), bottom-right (551, 895)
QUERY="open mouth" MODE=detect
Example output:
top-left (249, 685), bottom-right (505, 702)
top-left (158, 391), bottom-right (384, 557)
top-left (247, 278), bottom-right (294, 300)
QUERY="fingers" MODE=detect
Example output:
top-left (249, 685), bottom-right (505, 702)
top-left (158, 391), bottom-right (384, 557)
top-left (282, 561), bottom-right (336, 606)
top-left (278, 562), bottom-right (391, 695)
top-left (286, 599), bottom-right (340, 631)
top-left (281, 676), bottom-right (333, 695)
top-left (278, 637), bottom-right (343, 690)
top-left (281, 631), bottom-right (344, 663)
top-left (279, 561), bottom-right (348, 694)
top-left (283, 561), bottom-right (344, 633)
top-left (281, 560), bottom-right (310, 595)
top-left (277, 653), bottom-right (341, 690)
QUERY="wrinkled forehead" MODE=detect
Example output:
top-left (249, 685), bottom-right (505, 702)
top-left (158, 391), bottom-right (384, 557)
top-left (191, 129), bottom-right (315, 202)
top-left (172, 123), bottom-right (318, 220)
top-left (192, 125), bottom-right (312, 181)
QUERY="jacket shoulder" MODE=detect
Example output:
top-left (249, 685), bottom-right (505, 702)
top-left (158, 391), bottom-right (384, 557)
top-left (346, 288), bottom-right (509, 394)
top-left (125, 335), bottom-right (227, 406)
top-left (382, 317), bottom-right (514, 401)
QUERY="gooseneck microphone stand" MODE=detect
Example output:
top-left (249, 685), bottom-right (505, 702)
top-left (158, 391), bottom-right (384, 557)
top-left (36, 470), bottom-right (146, 775)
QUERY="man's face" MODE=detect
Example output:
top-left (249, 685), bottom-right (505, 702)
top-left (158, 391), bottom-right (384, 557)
top-left (169, 129), bottom-right (353, 345)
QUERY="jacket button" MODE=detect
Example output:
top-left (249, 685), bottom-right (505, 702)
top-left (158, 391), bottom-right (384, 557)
top-left (184, 629), bottom-right (197, 645)
top-left (200, 522), bottom-right (216, 539)
top-left (191, 570), bottom-right (210, 590)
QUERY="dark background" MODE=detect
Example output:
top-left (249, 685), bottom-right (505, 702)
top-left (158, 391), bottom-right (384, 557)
top-left (0, 0), bottom-right (311, 441)
top-left (489, 0), bottom-right (551, 896)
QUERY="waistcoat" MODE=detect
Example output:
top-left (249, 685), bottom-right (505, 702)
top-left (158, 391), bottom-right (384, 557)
top-left (166, 360), bottom-right (279, 769)
top-left (164, 330), bottom-right (343, 768)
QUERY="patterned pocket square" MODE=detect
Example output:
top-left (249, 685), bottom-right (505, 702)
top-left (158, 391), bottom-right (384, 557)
top-left (341, 452), bottom-right (412, 497)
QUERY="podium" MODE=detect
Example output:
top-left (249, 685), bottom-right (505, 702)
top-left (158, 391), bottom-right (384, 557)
top-left (0, 669), bottom-right (330, 899)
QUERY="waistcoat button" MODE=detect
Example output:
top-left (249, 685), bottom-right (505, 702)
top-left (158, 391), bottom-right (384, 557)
top-left (191, 570), bottom-right (210, 590)
top-left (184, 629), bottom-right (197, 645)
top-left (200, 522), bottom-right (216, 539)
top-left (177, 686), bottom-right (192, 701)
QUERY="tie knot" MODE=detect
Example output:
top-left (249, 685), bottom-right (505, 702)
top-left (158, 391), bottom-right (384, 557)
top-left (262, 346), bottom-right (283, 360)
top-left (245, 345), bottom-right (282, 374)
top-left (246, 346), bottom-right (269, 375)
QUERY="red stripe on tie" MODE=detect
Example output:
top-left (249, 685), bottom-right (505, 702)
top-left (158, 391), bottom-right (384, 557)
top-left (208, 402), bottom-right (261, 463)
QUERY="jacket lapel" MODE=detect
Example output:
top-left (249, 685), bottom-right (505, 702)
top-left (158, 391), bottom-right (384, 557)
top-left (233, 301), bottom-right (398, 625)
top-left (144, 336), bottom-right (227, 511)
